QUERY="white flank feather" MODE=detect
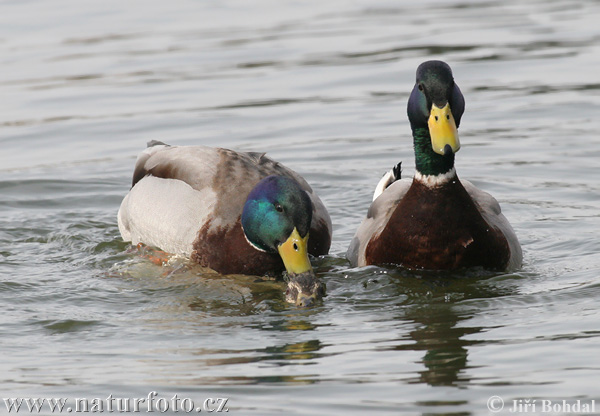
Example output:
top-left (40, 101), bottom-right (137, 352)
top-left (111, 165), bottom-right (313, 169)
top-left (118, 176), bottom-right (217, 256)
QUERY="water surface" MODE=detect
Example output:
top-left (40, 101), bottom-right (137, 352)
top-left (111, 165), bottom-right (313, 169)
top-left (1, 0), bottom-right (600, 414)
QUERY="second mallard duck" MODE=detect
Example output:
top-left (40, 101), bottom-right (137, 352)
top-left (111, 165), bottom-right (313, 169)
top-left (118, 141), bottom-right (332, 306)
top-left (347, 60), bottom-right (522, 271)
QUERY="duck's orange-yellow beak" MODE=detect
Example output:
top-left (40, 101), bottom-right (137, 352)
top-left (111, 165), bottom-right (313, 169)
top-left (277, 228), bottom-right (311, 275)
top-left (428, 102), bottom-right (460, 155)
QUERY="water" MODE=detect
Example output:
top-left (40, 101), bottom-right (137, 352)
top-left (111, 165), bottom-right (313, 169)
top-left (2, 0), bottom-right (600, 414)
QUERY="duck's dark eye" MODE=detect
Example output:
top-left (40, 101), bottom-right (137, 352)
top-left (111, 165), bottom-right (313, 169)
top-left (293, 242), bottom-right (298, 251)
top-left (435, 116), bottom-right (439, 121)
top-left (418, 84), bottom-right (424, 91)
top-left (446, 115), bottom-right (450, 120)
top-left (275, 203), bottom-right (283, 212)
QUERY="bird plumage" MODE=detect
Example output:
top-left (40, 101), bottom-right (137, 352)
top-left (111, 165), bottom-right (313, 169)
top-left (118, 142), bottom-right (332, 278)
top-left (347, 61), bottom-right (522, 271)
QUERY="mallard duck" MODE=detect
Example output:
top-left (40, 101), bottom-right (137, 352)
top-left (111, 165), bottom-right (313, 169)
top-left (347, 60), bottom-right (522, 271)
top-left (118, 141), bottom-right (332, 306)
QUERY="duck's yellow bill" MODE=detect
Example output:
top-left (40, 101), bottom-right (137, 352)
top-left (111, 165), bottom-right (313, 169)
top-left (277, 228), bottom-right (312, 275)
top-left (428, 103), bottom-right (460, 155)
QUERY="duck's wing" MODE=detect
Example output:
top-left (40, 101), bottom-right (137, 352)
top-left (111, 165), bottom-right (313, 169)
top-left (461, 179), bottom-right (523, 270)
top-left (347, 178), bottom-right (412, 267)
top-left (118, 142), bottom-right (331, 256)
top-left (118, 143), bottom-right (223, 256)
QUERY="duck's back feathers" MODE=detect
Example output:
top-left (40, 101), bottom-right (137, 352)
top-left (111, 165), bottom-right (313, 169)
top-left (118, 143), bottom-right (332, 274)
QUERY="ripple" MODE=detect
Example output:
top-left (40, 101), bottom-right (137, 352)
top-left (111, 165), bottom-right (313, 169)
top-left (2, 0), bottom-right (600, 413)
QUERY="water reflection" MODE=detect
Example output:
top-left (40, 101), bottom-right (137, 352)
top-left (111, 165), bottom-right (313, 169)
top-left (114, 248), bottom-right (293, 315)
top-left (403, 303), bottom-right (476, 386)
top-left (386, 271), bottom-right (515, 386)
top-left (190, 340), bottom-right (323, 368)
top-left (128, 252), bottom-right (520, 387)
top-left (264, 339), bottom-right (323, 363)
top-left (119, 252), bottom-right (331, 384)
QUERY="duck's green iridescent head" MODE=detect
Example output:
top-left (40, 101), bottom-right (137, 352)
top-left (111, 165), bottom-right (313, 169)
top-left (407, 60), bottom-right (465, 176)
top-left (241, 175), bottom-right (325, 307)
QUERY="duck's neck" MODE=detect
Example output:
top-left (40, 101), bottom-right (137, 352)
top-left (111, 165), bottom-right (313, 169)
top-left (413, 126), bottom-right (456, 179)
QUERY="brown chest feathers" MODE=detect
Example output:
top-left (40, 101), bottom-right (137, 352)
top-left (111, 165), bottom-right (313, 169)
top-left (191, 219), bottom-right (284, 276)
top-left (191, 217), bottom-right (331, 277)
top-left (365, 177), bottom-right (510, 270)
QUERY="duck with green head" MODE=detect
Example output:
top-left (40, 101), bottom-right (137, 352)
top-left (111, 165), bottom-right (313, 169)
top-left (242, 175), bottom-right (326, 305)
top-left (347, 60), bottom-right (522, 271)
top-left (118, 142), bottom-right (331, 306)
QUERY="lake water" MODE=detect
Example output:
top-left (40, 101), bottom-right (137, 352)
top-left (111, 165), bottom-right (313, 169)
top-left (1, 0), bottom-right (600, 414)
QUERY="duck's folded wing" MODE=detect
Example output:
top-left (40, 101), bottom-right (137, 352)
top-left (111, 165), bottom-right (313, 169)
top-left (118, 144), bottom-right (250, 255)
top-left (131, 143), bottom-right (220, 191)
top-left (462, 179), bottom-right (523, 270)
top-left (347, 178), bottom-right (412, 267)
top-left (118, 174), bottom-right (218, 256)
